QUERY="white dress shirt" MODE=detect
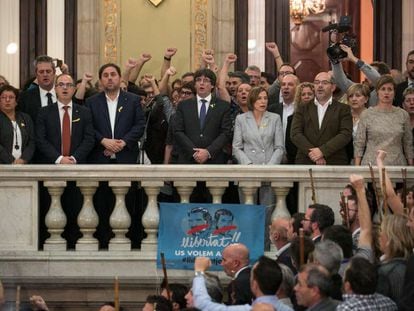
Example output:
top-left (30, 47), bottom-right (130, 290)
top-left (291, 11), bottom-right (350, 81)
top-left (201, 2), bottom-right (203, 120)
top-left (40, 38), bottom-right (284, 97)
top-left (39, 87), bottom-right (57, 107)
top-left (315, 96), bottom-right (333, 128)
top-left (197, 93), bottom-right (212, 117)
top-left (55, 101), bottom-right (75, 164)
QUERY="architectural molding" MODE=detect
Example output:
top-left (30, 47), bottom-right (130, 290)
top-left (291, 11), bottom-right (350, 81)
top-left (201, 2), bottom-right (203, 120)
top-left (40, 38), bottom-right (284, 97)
top-left (191, 0), bottom-right (208, 71)
top-left (102, 0), bottom-right (120, 64)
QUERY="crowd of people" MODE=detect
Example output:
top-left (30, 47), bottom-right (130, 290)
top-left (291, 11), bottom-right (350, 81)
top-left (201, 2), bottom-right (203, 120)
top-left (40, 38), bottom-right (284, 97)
top-left (3, 154), bottom-right (413, 310)
top-left (1, 43), bottom-right (414, 310)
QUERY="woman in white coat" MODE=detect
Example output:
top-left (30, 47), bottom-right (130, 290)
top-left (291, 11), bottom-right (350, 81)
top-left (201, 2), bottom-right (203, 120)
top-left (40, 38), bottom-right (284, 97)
top-left (232, 86), bottom-right (285, 207)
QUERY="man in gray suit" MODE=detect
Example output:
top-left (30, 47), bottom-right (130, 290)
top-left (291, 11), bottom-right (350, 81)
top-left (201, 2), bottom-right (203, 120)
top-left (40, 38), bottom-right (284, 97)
top-left (291, 72), bottom-right (352, 165)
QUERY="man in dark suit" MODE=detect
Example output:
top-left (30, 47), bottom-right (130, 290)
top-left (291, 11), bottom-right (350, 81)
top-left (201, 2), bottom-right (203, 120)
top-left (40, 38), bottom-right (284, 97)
top-left (35, 73), bottom-right (95, 248)
top-left (36, 73), bottom-right (95, 164)
top-left (86, 63), bottom-right (145, 249)
top-left (395, 50), bottom-right (414, 107)
top-left (291, 71), bottom-right (352, 165)
top-left (86, 63), bottom-right (145, 164)
top-left (19, 55), bottom-right (57, 123)
top-left (269, 217), bottom-right (296, 274)
top-left (268, 73), bottom-right (299, 164)
top-left (174, 68), bottom-right (232, 164)
top-left (220, 243), bottom-right (253, 305)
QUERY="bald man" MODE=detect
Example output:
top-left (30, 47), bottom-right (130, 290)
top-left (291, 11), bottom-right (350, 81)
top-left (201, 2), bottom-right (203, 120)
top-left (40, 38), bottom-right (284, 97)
top-left (291, 71), bottom-right (352, 165)
top-left (269, 217), bottom-right (296, 274)
top-left (221, 243), bottom-right (253, 305)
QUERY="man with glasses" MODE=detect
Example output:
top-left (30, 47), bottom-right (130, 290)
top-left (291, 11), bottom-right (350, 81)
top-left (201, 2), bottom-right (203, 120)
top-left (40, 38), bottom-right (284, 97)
top-left (36, 73), bottom-right (95, 164)
top-left (174, 68), bottom-right (232, 164)
top-left (291, 71), bottom-right (352, 165)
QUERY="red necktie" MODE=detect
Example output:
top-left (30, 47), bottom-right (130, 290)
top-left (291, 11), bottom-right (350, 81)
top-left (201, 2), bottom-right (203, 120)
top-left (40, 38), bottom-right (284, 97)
top-left (62, 106), bottom-right (71, 156)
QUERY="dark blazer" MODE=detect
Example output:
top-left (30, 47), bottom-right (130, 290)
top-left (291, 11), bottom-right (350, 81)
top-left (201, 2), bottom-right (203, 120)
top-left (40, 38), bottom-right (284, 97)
top-left (35, 103), bottom-right (95, 164)
top-left (227, 267), bottom-right (253, 305)
top-left (277, 245), bottom-right (297, 275)
top-left (399, 254), bottom-right (414, 311)
top-left (395, 80), bottom-right (409, 107)
top-left (0, 111), bottom-right (35, 163)
top-left (268, 102), bottom-right (297, 164)
top-left (18, 86), bottom-right (43, 123)
top-left (86, 91), bottom-right (145, 164)
top-left (290, 100), bottom-right (352, 165)
top-left (174, 96), bottom-right (232, 164)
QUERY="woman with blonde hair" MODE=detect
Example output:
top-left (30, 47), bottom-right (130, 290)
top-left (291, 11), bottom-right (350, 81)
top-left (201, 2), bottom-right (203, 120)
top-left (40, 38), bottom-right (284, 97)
top-left (377, 214), bottom-right (414, 303)
top-left (293, 82), bottom-right (315, 107)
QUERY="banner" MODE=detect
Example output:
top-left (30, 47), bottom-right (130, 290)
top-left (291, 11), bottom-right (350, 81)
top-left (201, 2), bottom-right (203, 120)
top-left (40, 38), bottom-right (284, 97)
top-left (157, 203), bottom-right (265, 270)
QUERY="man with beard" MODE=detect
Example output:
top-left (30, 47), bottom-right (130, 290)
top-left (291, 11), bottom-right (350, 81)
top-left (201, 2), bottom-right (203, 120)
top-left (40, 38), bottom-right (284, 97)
top-left (395, 50), bottom-right (414, 107)
top-left (291, 71), bottom-right (352, 165)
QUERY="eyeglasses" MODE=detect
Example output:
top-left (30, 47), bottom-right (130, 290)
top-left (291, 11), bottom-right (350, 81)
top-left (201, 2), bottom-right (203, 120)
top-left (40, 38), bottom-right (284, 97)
top-left (56, 82), bottom-right (75, 88)
top-left (314, 80), bottom-right (332, 86)
top-left (180, 90), bottom-right (193, 96)
top-left (0, 95), bottom-right (16, 101)
top-left (195, 77), bottom-right (212, 84)
top-left (279, 71), bottom-right (294, 76)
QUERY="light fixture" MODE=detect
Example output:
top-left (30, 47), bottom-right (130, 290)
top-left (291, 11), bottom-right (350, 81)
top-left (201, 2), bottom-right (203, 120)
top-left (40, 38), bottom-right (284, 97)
top-left (290, 0), bottom-right (326, 25)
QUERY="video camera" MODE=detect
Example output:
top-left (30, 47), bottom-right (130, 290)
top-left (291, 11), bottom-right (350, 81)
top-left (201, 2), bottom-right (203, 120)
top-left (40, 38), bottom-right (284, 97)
top-left (322, 16), bottom-right (357, 64)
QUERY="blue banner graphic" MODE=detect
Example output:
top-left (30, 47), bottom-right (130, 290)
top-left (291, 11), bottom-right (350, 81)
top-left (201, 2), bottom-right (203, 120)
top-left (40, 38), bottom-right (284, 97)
top-left (157, 203), bottom-right (265, 270)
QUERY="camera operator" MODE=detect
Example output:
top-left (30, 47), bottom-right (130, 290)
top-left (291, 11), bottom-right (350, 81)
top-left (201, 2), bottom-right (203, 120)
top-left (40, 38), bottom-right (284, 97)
top-left (330, 44), bottom-right (382, 107)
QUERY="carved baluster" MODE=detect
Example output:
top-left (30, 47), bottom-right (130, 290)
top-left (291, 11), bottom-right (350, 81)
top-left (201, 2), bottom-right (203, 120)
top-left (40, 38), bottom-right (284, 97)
top-left (175, 181), bottom-right (197, 203)
top-left (108, 181), bottom-right (131, 251)
top-left (239, 181), bottom-right (261, 204)
top-left (76, 181), bottom-right (99, 251)
top-left (206, 181), bottom-right (228, 204)
top-left (271, 182), bottom-right (292, 220)
top-left (44, 181), bottom-right (67, 250)
top-left (141, 181), bottom-right (163, 251)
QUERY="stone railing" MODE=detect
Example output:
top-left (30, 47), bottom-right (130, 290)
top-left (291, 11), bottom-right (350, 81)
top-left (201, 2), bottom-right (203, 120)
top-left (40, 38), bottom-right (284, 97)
top-left (0, 164), bottom-right (413, 277)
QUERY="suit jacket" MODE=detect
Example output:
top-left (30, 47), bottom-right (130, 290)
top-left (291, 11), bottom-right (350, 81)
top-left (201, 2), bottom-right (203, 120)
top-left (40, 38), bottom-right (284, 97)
top-left (398, 254), bottom-right (414, 311)
top-left (268, 102), bottom-right (297, 164)
top-left (395, 80), bottom-right (409, 107)
top-left (0, 111), bottom-right (35, 163)
top-left (86, 91), bottom-right (145, 164)
top-left (227, 267), bottom-right (253, 305)
top-left (174, 96), bottom-right (232, 164)
top-left (290, 100), bottom-right (352, 165)
top-left (18, 86), bottom-right (43, 123)
top-left (232, 111), bottom-right (284, 165)
top-left (276, 245), bottom-right (297, 275)
top-left (35, 103), bottom-right (95, 163)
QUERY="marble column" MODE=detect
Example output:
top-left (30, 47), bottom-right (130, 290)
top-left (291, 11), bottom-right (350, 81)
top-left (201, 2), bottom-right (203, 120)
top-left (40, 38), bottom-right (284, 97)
top-left (44, 181), bottom-right (67, 251)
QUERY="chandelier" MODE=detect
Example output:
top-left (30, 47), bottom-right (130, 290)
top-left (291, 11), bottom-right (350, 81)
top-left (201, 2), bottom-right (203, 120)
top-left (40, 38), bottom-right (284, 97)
top-left (290, 0), bottom-right (326, 25)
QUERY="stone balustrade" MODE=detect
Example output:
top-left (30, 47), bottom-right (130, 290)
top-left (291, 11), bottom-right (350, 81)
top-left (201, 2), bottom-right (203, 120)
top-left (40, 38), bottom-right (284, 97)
top-left (0, 164), bottom-right (412, 280)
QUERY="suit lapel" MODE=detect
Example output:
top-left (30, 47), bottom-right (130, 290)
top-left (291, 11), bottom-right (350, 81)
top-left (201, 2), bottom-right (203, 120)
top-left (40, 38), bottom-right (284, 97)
top-left (203, 97), bottom-right (216, 129)
top-left (115, 91), bottom-right (126, 132)
top-left (308, 103), bottom-right (319, 133)
top-left (99, 92), bottom-right (112, 135)
top-left (246, 112), bottom-right (265, 149)
top-left (71, 104), bottom-right (81, 148)
top-left (51, 104), bottom-right (62, 147)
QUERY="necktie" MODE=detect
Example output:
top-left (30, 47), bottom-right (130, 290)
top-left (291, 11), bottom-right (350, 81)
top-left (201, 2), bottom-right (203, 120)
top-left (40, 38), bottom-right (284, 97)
top-left (62, 106), bottom-right (71, 156)
top-left (199, 99), bottom-right (207, 128)
top-left (46, 92), bottom-right (53, 106)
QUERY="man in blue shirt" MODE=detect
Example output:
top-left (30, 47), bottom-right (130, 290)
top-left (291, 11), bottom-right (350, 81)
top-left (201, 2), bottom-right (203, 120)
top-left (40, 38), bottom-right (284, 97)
top-left (192, 256), bottom-right (293, 311)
